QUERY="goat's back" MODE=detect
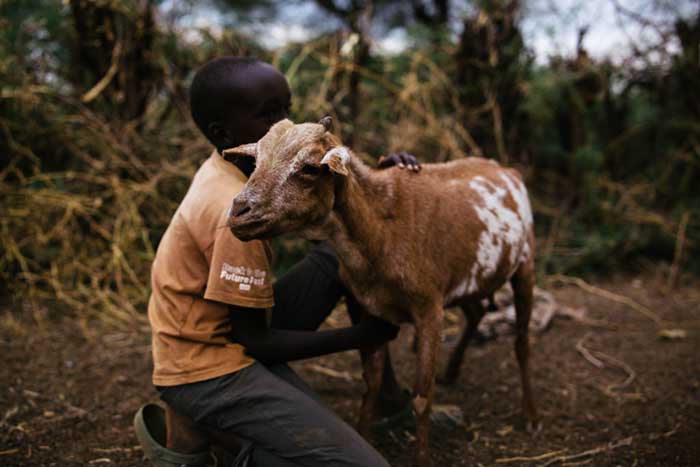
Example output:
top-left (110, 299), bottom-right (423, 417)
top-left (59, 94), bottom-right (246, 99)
top-left (373, 157), bottom-right (533, 307)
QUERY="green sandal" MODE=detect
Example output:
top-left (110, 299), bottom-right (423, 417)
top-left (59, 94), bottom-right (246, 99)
top-left (133, 403), bottom-right (210, 467)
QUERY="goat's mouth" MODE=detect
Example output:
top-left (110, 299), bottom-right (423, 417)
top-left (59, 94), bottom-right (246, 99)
top-left (228, 213), bottom-right (276, 241)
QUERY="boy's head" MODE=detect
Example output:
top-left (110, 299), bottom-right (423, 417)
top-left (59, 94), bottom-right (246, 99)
top-left (189, 56), bottom-right (291, 155)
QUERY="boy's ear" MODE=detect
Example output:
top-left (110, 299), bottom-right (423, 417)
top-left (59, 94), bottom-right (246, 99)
top-left (208, 122), bottom-right (230, 145)
top-left (223, 143), bottom-right (258, 159)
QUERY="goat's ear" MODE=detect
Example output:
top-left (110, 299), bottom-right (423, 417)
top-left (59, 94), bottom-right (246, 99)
top-left (222, 143), bottom-right (257, 159)
top-left (321, 146), bottom-right (350, 177)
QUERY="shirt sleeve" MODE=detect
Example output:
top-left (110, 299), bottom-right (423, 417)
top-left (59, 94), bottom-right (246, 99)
top-left (204, 225), bottom-right (275, 309)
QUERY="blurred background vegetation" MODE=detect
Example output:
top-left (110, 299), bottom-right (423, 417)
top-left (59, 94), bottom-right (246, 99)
top-left (1, 0), bottom-right (698, 328)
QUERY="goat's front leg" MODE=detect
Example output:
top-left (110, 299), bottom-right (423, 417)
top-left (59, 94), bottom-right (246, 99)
top-left (357, 344), bottom-right (387, 437)
top-left (346, 295), bottom-right (387, 436)
top-left (412, 306), bottom-right (444, 467)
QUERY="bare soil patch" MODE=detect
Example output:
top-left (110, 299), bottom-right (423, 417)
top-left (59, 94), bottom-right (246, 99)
top-left (2, 273), bottom-right (698, 466)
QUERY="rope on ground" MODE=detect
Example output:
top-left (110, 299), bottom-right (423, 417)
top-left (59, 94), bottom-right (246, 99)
top-left (575, 332), bottom-right (636, 396)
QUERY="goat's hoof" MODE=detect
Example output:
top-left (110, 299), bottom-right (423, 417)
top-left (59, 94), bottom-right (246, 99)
top-left (525, 419), bottom-right (543, 435)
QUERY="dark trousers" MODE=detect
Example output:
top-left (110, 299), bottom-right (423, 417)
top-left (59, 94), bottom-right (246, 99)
top-left (158, 243), bottom-right (389, 467)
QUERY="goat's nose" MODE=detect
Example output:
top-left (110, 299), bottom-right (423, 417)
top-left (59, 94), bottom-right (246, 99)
top-left (230, 195), bottom-right (252, 218)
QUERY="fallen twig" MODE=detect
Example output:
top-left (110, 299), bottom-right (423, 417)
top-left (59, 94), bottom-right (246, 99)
top-left (538, 436), bottom-right (633, 466)
top-left (495, 448), bottom-right (568, 463)
top-left (557, 306), bottom-right (620, 330)
top-left (648, 423), bottom-right (680, 440)
top-left (91, 447), bottom-right (135, 454)
top-left (551, 275), bottom-right (659, 324)
top-left (88, 459), bottom-right (113, 464)
top-left (561, 459), bottom-right (593, 466)
top-left (305, 363), bottom-right (359, 382)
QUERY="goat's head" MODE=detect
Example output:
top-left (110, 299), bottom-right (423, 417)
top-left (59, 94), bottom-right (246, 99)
top-left (226, 117), bottom-right (351, 241)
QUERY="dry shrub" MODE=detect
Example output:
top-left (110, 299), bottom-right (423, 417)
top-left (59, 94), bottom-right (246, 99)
top-left (1, 84), bottom-right (210, 328)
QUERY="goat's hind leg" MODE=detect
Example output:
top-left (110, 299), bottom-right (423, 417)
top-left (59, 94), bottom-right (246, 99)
top-left (440, 301), bottom-right (486, 385)
top-left (510, 259), bottom-right (540, 432)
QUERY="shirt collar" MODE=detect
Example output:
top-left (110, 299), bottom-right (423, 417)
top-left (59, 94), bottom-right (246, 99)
top-left (211, 149), bottom-right (248, 182)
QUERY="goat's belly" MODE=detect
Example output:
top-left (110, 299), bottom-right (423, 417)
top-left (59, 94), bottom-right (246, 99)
top-left (442, 170), bottom-right (533, 306)
top-left (354, 289), bottom-right (415, 325)
top-left (441, 223), bottom-right (532, 306)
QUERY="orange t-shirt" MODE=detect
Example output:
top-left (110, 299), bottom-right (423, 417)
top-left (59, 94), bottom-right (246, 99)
top-left (148, 151), bottom-right (274, 387)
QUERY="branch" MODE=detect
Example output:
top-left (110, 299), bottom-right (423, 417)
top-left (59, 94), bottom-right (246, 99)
top-left (538, 436), bottom-right (633, 466)
top-left (550, 274), bottom-right (660, 324)
top-left (81, 40), bottom-right (123, 104)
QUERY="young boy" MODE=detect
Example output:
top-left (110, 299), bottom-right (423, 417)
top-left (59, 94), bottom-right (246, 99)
top-left (139, 56), bottom-right (419, 467)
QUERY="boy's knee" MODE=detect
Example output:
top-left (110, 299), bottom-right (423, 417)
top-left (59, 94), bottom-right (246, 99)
top-left (164, 403), bottom-right (209, 453)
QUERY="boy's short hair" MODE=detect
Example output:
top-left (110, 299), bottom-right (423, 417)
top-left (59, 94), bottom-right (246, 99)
top-left (189, 56), bottom-right (262, 140)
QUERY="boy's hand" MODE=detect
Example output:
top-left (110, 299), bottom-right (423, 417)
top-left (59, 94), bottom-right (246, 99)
top-left (358, 314), bottom-right (400, 348)
top-left (377, 151), bottom-right (421, 172)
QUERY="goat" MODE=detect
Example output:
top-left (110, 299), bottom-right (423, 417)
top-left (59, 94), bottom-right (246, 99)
top-left (226, 118), bottom-right (539, 467)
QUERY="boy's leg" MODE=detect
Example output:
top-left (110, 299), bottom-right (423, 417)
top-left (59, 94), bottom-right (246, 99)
top-left (160, 362), bottom-right (389, 467)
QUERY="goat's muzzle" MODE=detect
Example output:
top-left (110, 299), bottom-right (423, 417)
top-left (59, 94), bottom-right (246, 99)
top-left (227, 194), bottom-right (272, 241)
top-left (230, 195), bottom-right (252, 218)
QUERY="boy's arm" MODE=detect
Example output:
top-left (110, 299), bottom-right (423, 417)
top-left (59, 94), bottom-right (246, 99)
top-left (228, 305), bottom-right (398, 365)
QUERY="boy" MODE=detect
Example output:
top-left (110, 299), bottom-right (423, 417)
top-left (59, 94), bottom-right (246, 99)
top-left (139, 56), bottom-right (419, 466)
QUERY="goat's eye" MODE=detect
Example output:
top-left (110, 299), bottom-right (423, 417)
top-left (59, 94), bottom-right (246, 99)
top-left (300, 164), bottom-right (321, 177)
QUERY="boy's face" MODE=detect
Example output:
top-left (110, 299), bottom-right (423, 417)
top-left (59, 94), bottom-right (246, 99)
top-left (212, 63), bottom-right (292, 151)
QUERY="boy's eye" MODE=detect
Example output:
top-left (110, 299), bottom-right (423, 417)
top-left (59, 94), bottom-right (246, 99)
top-left (300, 164), bottom-right (321, 177)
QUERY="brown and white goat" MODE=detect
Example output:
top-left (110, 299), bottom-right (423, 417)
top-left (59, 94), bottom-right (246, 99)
top-left (226, 118), bottom-right (539, 467)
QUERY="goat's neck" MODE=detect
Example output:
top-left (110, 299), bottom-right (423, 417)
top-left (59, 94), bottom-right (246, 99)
top-left (328, 158), bottom-right (392, 271)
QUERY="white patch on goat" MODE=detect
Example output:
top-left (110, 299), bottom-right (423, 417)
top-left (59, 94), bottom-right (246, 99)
top-left (499, 172), bottom-right (533, 229)
top-left (448, 176), bottom-right (525, 301)
top-left (521, 241), bottom-right (531, 261)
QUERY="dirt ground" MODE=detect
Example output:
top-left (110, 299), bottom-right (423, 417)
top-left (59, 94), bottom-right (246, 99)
top-left (2, 271), bottom-right (699, 466)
